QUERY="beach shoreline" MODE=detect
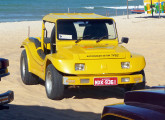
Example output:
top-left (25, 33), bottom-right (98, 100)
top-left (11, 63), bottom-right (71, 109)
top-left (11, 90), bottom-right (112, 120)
top-left (0, 0), bottom-right (144, 22)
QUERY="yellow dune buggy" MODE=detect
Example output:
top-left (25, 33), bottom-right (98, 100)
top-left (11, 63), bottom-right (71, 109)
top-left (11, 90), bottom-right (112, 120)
top-left (20, 13), bottom-right (146, 100)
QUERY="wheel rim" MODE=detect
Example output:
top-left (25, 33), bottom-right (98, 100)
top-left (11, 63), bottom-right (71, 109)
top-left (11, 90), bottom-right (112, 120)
top-left (46, 71), bottom-right (52, 95)
top-left (22, 57), bottom-right (25, 78)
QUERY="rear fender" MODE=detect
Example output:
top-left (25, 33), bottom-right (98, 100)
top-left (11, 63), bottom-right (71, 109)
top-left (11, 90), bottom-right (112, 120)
top-left (21, 37), bottom-right (43, 75)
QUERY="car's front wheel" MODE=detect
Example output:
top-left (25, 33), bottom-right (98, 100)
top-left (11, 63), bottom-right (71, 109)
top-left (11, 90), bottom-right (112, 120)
top-left (20, 50), bottom-right (39, 85)
top-left (45, 64), bottom-right (64, 100)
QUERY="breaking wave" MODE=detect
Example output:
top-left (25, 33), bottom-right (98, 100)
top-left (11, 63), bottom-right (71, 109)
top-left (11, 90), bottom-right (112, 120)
top-left (83, 6), bottom-right (95, 9)
top-left (103, 5), bottom-right (144, 10)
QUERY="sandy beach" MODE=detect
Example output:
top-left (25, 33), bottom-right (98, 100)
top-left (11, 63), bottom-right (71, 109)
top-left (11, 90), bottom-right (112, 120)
top-left (0, 14), bottom-right (165, 119)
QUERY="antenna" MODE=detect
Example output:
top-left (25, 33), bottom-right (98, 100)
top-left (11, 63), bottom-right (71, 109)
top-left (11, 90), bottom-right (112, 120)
top-left (28, 26), bottom-right (30, 37)
top-left (68, 8), bottom-right (70, 13)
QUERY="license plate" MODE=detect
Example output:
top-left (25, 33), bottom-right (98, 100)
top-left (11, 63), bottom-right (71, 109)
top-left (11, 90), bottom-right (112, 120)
top-left (94, 77), bottom-right (118, 86)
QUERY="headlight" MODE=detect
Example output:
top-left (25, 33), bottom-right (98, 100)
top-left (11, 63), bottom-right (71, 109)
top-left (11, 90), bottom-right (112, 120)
top-left (121, 62), bottom-right (130, 69)
top-left (75, 63), bottom-right (85, 71)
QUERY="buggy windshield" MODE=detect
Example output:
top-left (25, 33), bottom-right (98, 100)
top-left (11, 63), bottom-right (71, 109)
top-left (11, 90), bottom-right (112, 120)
top-left (57, 19), bottom-right (117, 41)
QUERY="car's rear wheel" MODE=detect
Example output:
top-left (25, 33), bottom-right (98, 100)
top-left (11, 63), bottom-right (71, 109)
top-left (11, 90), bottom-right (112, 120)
top-left (124, 70), bottom-right (146, 92)
top-left (20, 50), bottom-right (39, 85)
top-left (45, 64), bottom-right (64, 100)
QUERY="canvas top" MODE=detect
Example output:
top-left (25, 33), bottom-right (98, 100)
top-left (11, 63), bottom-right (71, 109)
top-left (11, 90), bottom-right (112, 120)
top-left (43, 13), bottom-right (111, 22)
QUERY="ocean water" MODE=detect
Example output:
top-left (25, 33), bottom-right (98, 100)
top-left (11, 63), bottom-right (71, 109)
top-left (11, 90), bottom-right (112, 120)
top-left (0, 0), bottom-right (143, 22)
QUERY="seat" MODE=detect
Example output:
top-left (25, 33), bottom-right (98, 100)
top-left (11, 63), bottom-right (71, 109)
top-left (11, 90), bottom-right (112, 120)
top-left (83, 22), bottom-right (108, 39)
top-left (37, 49), bottom-right (46, 60)
top-left (57, 21), bottom-right (77, 40)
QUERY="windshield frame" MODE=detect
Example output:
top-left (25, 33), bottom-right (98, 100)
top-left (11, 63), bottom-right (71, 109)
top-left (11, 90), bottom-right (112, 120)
top-left (56, 19), bottom-right (117, 41)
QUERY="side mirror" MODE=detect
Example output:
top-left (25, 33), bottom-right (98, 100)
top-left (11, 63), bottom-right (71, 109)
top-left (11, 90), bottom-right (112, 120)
top-left (121, 37), bottom-right (129, 44)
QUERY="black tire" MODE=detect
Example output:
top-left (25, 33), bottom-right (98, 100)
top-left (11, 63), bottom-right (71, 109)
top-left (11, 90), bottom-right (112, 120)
top-left (45, 64), bottom-right (64, 100)
top-left (124, 70), bottom-right (146, 92)
top-left (20, 50), bottom-right (39, 85)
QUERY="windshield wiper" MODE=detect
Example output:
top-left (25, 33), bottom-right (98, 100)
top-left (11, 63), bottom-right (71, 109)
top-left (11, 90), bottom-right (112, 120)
top-left (75, 35), bottom-right (91, 43)
top-left (96, 35), bottom-right (111, 43)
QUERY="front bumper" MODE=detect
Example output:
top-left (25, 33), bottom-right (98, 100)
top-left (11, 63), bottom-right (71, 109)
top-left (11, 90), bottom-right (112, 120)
top-left (63, 74), bottom-right (143, 86)
top-left (0, 91), bottom-right (14, 105)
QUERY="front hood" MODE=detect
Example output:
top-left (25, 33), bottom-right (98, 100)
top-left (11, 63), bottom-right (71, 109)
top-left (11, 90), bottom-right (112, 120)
top-left (61, 44), bottom-right (131, 60)
top-left (52, 44), bottom-right (145, 74)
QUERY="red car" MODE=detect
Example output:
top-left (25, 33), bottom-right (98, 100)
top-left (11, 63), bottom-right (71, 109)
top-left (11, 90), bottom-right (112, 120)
top-left (0, 58), bottom-right (14, 108)
top-left (101, 87), bottom-right (165, 120)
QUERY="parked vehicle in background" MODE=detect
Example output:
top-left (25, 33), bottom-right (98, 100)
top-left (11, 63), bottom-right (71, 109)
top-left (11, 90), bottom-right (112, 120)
top-left (101, 88), bottom-right (165, 120)
top-left (0, 58), bottom-right (14, 107)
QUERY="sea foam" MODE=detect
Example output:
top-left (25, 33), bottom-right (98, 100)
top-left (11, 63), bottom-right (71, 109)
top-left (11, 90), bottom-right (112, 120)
top-left (83, 7), bottom-right (95, 9)
top-left (103, 5), bottom-right (144, 10)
